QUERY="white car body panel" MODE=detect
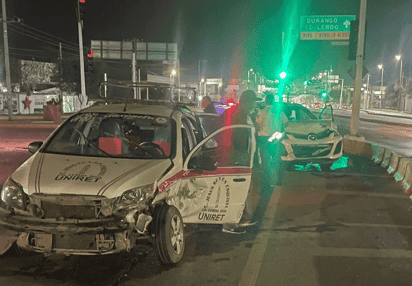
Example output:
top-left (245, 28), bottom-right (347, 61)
top-left (19, 153), bottom-right (171, 198)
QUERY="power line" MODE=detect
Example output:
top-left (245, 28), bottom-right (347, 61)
top-left (7, 16), bottom-right (80, 49)
top-left (8, 25), bottom-right (83, 54)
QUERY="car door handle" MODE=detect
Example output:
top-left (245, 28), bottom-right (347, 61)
top-left (233, 178), bottom-right (246, 182)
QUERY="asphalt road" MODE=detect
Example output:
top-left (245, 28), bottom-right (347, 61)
top-left (332, 111), bottom-right (412, 159)
top-left (1, 122), bottom-right (412, 285)
top-left (0, 154), bottom-right (412, 285)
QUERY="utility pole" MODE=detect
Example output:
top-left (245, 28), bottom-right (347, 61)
top-left (349, 0), bottom-right (367, 137)
top-left (2, 0), bottom-right (12, 120)
top-left (132, 52), bottom-right (137, 99)
top-left (339, 79), bottom-right (345, 108)
top-left (138, 68), bottom-right (141, 99)
top-left (77, 0), bottom-right (86, 109)
top-left (365, 73), bottom-right (370, 109)
top-left (178, 59), bottom-right (181, 101)
top-left (59, 42), bottom-right (63, 110)
top-left (104, 73), bottom-right (107, 98)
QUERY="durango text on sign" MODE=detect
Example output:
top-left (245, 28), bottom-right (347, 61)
top-left (300, 15), bottom-right (356, 32)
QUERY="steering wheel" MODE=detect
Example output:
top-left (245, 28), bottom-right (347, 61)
top-left (139, 142), bottom-right (167, 157)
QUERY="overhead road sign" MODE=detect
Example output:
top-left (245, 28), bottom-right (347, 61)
top-left (300, 15), bottom-right (356, 41)
top-left (91, 40), bottom-right (178, 61)
top-left (206, 78), bottom-right (223, 85)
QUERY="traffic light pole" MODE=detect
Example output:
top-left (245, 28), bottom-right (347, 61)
top-left (2, 0), bottom-right (12, 120)
top-left (349, 0), bottom-right (367, 137)
top-left (77, 0), bottom-right (86, 109)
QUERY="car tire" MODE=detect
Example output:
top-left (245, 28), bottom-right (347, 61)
top-left (153, 204), bottom-right (185, 265)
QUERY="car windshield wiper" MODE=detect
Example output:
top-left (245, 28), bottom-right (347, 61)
top-left (73, 128), bottom-right (112, 157)
top-left (103, 132), bottom-right (162, 159)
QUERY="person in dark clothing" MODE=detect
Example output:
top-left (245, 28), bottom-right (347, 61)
top-left (202, 96), bottom-right (217, 114)
top-left (221, 90), bottom-right (259, 234)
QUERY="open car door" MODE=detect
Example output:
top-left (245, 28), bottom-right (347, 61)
top-left (319, 104), bottom-right (334, 121)
top-left (177, 125), bottom-right (255, 224)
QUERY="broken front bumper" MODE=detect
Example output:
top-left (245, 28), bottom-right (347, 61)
top-left (0, 193), bottom-right (153, 255)
top-left (280, 136), bottom-right (343, 163)
top-left (0, 207), bottom-right (135, 255)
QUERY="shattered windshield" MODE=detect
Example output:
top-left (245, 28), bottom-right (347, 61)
top-left (285, 105), bottom-right (317, 121)
top-left (43, 113), bottom-right (173, 159)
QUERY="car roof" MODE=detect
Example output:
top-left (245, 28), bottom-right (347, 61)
top-left (80, 102), bottom-right (189, 118)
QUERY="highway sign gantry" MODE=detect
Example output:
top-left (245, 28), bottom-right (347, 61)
top-left (300, 15), bottom-right (356, 40)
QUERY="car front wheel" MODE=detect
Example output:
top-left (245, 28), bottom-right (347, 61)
top-left (153, 205), bottom-right (185, 264)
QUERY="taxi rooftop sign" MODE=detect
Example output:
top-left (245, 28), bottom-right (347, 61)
top-left (300, 15), bottom-right (356, 41)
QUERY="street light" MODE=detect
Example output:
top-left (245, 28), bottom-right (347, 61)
top-left (200, 78), bottom-right (205, 97)
top-left (378, 64), bottom-right (384, 109)
top-left (170, 69), bottom-right (176, 85)
top-left (395, 55), bottom-right (403, 110)
top-left (247, 68), bottom-right (254, 89)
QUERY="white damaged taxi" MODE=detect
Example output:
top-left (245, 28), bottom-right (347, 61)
top-left (0, 95), bottom-right (255, 264)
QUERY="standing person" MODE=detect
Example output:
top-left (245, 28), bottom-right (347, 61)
top-left (221, 90), bottom-right (258, 234)
top-left (255, 94), bottom-right (288, 188)
top-left (202, 96), bottom-right (217, 114)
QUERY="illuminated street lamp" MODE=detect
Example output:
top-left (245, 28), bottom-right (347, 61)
top-left (201, 78), bottom-right (205, 96)
top-left (395, 55), bottom-right (403, 110)
top-left (170, 69), bottom-right (176, 85)
top-left (378, 64), bottom-right (384, 109)
top-left (247, 68), bottom-right (254, 89)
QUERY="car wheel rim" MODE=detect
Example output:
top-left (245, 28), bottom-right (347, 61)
top-left (170, 214), bottom-right (183, 255)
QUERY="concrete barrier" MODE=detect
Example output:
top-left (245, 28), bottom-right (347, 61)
top-left (381, 149), bottom-right (392, 169)
top-left (371, 145), bottom-right (386, 164)
top-left (387, 152), bottom-right (401, 174)
top-left (403, 163), bottom-right (412, 195)
top-left (394, 158), bottom-right (410, 181)
top-left (342, 136), bottom-right (372, 157)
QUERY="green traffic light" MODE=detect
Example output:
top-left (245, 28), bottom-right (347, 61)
top-left (279, 71), bottom-right (287, 79)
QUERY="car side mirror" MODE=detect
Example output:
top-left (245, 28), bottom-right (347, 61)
top-left (28, 141), bottom-right (43, 154)
top-left (188, 155), bottom-right (217, 171)
top-left (203, 138), bottom-right (218, 150)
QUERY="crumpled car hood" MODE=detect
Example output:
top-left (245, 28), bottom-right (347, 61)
top-left (10, 152), bottom-right (171, 198)
top-left (285, 120), bottom-right (335, 135)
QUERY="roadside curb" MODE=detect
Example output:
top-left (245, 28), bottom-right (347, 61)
top-left (0, 121), bottom-right (60, 128)
top-left (343, 137), bottom-right (412, 198)
top-left (311, 110), bottom-right (412, 127)
top-left (365, 110), bottom-right (412, 120)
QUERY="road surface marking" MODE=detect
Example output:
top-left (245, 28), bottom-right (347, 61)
top-left (327, 189), bottom-right (408, 199)
top-left (238, 189), bottom-right (281, 286)
top-left (311, 247), bottom-right (412, 259)
top-left (261, 221), bottom-right (412, 231)
top-left (337, 222), bottom-right (412, 229)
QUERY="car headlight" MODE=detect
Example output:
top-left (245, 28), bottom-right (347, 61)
top-left (1, 177), bottom-right (27, 210)
top-left (113, 183), bottom-right (155, 213)
top-left (268, 131), bottom-right (284, 142)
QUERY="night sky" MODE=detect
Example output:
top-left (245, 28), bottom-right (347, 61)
top-left (4, 0), bottom-right (412, 85)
